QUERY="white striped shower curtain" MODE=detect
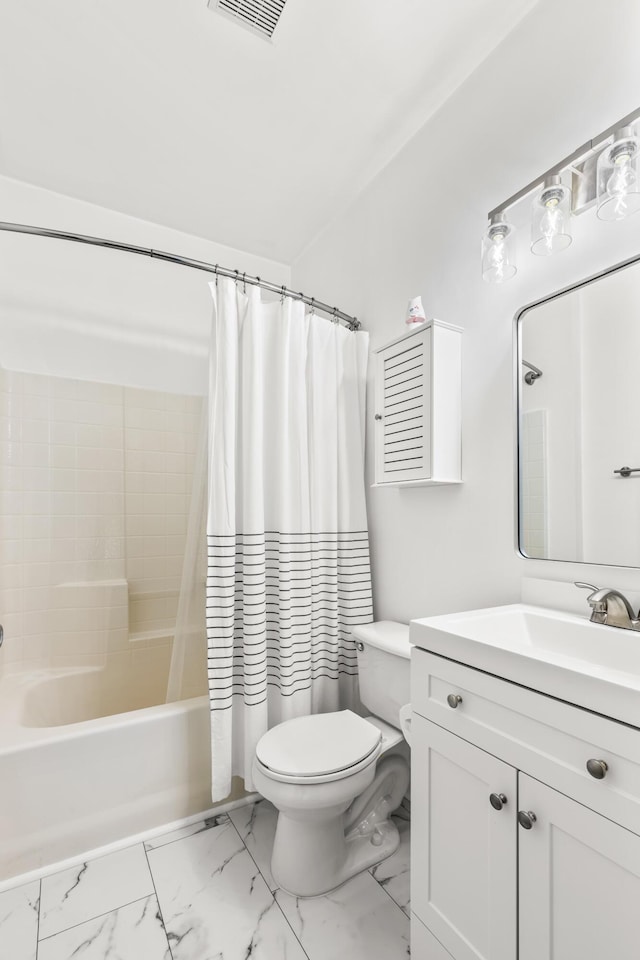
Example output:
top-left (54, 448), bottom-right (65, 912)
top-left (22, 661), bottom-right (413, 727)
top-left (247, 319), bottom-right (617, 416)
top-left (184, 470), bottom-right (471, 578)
top-left (207, 277), bottom-right (373, 801)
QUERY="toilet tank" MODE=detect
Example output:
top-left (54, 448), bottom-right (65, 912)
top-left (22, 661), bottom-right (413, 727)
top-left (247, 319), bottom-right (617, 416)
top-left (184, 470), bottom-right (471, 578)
top-left (353, 621), bottom-right (410, 728)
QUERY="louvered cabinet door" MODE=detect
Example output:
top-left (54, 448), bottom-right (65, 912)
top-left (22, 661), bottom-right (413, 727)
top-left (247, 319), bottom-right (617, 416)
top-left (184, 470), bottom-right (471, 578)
top-left (375, 327), bottom-right (431, 483)
top-left (373, 321), bottom-right (462, 486)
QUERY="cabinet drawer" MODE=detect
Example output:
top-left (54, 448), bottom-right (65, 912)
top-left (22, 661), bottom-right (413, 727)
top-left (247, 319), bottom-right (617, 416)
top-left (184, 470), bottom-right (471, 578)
top-left (411, 647), bottom-right (640, 836)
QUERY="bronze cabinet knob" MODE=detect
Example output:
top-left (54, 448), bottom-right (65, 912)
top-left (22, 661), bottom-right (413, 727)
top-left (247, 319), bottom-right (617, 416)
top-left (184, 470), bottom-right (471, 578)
top-left (586, 759), bottom-right (608, 780)
top-left (518, 810), bottom-right (537, 830)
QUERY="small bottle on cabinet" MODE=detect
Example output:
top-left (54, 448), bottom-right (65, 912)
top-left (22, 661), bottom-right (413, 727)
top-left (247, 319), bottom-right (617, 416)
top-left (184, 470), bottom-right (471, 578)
top-left (405, 295), bottom-right (427, 327)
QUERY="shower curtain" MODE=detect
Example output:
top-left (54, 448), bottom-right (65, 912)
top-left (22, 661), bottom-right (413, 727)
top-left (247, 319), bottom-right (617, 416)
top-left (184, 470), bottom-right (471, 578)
top-left (207, 277), bottom-right (373, 801)
top-left (165, 403), bottom-right (208, 703)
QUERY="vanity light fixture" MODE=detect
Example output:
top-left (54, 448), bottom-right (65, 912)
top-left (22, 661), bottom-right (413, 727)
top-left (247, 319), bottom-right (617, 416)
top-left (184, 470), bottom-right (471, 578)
top-left (481, 213), bottom-right (517, 283)
top-left (483, 106), bottom-right (640, 282)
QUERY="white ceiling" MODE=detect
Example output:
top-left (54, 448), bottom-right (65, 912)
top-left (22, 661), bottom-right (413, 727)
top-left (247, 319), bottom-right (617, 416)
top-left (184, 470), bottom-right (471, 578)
top-left (0, 0), bottom-right (537, 263)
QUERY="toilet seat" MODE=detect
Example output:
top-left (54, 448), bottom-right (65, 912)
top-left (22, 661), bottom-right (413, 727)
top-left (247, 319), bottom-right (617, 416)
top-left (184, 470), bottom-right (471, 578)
top-left (255, 710), bottom-right (382, 785)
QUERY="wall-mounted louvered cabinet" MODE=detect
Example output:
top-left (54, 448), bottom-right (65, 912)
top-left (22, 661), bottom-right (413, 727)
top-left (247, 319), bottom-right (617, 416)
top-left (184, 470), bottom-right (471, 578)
top-left (373, 321), bottom-right (462, 487)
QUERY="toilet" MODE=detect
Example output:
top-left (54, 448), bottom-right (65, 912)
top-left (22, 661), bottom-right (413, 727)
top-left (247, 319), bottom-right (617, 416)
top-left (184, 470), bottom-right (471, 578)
top-left (252, 620), bottom-right (411, 897)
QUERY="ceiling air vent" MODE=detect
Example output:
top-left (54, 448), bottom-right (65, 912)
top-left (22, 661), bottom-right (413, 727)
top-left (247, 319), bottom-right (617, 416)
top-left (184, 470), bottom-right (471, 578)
top-left (210, 0), bottom-right (288, 39)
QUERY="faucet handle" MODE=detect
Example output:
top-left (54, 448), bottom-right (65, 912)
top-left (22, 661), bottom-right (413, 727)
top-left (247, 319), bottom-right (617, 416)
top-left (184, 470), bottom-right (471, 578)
top-left (574, 582), bottom-right (607, 615)
top-left (574, 582), bottom-right (599, 594)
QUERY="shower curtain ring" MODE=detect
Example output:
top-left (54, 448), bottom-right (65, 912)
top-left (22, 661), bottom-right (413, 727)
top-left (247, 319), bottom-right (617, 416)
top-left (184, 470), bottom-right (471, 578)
top-left (242, 272), bottom-right (247, 293)
top-left (281, 285), bottom-right (286, 304)
top-left (310, 297), bottom-right (315, 316)
top-left (234, 269), bottom-right (239, 285)
top-left (333, 307), bottom-right (339, 324)
top-left (214, 264), bottom-right (219, 287)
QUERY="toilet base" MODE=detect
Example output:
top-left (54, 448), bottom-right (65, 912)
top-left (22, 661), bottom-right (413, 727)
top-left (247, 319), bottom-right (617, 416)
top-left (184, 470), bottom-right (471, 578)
top-left (273, 815), bottom-right (401, 898)
top-left (266, 754), bottom-right (410, 898)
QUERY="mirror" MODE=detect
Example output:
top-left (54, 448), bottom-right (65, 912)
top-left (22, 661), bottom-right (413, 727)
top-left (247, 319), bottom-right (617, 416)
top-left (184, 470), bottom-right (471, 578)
top-left (517, 255), bottom-right (640, 567)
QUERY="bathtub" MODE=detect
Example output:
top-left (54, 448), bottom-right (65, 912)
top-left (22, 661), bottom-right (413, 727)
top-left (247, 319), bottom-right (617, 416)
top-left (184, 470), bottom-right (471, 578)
top-left (0, 662), bottom-right (212, 882)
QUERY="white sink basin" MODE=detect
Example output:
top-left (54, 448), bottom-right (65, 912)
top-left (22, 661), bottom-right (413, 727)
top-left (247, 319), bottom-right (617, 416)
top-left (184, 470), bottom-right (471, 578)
top-left (411, 603), bottom-right (640, 727)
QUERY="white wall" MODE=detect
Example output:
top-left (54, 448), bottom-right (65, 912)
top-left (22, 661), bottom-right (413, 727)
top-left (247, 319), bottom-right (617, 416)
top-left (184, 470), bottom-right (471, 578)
top-left (0, 176), bottom-right (290, 394)
top-left (291, 0), bottom-right (640, 622)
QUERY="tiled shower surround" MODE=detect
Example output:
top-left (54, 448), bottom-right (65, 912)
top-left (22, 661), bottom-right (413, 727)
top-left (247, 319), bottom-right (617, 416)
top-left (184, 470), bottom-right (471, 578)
top-left (0, 368), bottom-right (205, 698)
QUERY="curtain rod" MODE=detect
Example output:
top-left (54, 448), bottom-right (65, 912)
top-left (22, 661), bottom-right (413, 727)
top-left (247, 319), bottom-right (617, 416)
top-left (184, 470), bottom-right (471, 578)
top-left (0, 220), bottom-right (361, 331)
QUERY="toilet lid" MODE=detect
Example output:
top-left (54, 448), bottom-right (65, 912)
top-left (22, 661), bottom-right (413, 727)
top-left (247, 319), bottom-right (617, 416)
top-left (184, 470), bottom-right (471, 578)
top-left (256, 710), bottom-right (382, 778)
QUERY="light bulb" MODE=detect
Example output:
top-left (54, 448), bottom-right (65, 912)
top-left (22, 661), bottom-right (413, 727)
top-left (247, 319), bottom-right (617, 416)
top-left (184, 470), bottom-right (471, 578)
top-left (605, 149), bottom-right (637, 218)
top-left (597, 128), bottom-right (640, 221)
top-left (488, 229), bottom-right (507, 276)
top-left (482, 216), bottom-right (516, 282)
top-left (531, 178), bottom-right (572, 256)
top-left (539, 203), bottom-right (562, 245)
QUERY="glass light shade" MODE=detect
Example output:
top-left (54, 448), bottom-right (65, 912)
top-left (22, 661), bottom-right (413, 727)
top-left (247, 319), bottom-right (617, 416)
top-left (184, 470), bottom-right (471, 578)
top-left (531, 178), bottom-right (572, 256)
top-left (481, 216), bottom-right (517, 283)
top-left (596, 128), bottom-right (640, 221)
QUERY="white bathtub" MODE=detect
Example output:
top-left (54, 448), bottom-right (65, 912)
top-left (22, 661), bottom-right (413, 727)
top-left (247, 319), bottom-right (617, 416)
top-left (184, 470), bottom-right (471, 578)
top-left (0, 665), bottom-right (212, 882)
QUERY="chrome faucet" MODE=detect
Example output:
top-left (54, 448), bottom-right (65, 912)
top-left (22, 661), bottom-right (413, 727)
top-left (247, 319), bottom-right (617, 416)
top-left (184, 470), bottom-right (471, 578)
top-left (575, 582), bottom-right (640, 631)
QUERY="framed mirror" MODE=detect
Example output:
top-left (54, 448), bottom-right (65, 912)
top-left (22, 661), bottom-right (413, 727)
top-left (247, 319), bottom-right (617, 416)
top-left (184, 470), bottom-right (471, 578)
top-left (517, 254), bottom-right (640, 567)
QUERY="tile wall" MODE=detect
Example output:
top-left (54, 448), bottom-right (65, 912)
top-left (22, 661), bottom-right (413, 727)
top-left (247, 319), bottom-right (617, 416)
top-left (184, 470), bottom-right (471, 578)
top-left (0, 368), bottom-right (205, 700)
top-left (123, 386), bottom-right (202, 636)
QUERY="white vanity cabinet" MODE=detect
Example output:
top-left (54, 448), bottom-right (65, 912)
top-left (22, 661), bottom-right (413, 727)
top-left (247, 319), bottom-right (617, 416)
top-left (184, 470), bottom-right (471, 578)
top-left (410, 647), bottom-right (640, 960)
top-left (373, 321), bottom-right (462, 487)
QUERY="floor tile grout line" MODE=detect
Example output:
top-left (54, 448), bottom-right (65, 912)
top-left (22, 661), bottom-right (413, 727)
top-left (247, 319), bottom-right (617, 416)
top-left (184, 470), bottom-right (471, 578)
top-left (227, 811), bottom-right (277, 893)
top-left (142, 844), bottom-right (175, 960)
top-left (35, 879), bottom-right (42, 960)
top-left (36, 893), bottom-right (155, 944)
top-left (374, 871), bottom-right (411, 919)
top-left (270, 890), bottom-right (313, 960)
top-left (227, 809), bottom-right (312, 960)
top-left (369, 819), bottom-right (411, 915)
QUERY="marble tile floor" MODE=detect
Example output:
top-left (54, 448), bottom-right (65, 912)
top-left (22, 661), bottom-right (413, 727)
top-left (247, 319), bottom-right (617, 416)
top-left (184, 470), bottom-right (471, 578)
top-left (1, 801), bottom-right (410, 960)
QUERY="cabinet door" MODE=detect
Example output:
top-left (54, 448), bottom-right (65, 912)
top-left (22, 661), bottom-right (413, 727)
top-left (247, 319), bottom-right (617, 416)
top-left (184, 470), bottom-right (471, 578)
top-left (374, 327), bottom-right (431, 483)
top-left (412, 716), bottom-right (517, 960)
top-left (519, 773), bottom-right (640, 960)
